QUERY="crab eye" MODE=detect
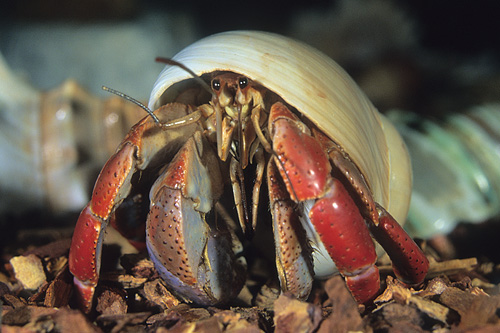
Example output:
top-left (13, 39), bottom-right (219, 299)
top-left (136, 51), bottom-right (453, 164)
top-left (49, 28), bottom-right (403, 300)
top-left (238, 77), bottom-right (248, 89)
top-left (212, 79), bottom-right (221, 91)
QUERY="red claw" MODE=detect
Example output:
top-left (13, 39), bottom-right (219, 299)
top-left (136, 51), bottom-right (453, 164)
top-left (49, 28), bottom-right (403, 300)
top-left (269, 102), bottom-right (331, 201)
top-left (268, 101), bottom-right (428, 305)
top-left (309, 179), bottom-right (380, 304)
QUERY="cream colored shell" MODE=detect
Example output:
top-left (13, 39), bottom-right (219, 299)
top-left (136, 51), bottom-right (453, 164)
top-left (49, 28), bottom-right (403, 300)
top-left (149, 30), bottom-right (412, 224)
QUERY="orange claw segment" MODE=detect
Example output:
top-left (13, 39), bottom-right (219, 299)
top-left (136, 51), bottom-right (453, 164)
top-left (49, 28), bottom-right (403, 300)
top-left (370, 205), bottom-right (429, 284)
top-left (90, 142), bottom-right (136, 218)
top-left (73, 276), bottom-right (96, 314)
top-left (269, 102), bottom-right (331, 201)
top-left (268, 101), bottom-right (300, 123)
top-left (68, 104), bottom-right (202, 313)
top-left (69, 204), bottom-right (102, 283)
top-left (69, 204), bottom-right (104, 312)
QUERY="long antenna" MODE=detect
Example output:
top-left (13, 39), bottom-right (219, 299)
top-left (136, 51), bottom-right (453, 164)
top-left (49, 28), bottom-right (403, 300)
top-left (102, 86), bottom-right (160, 124)
top-left (155, 57), bottom-right (214, 97)
top-left (156, 57), bottom-right (224, 158)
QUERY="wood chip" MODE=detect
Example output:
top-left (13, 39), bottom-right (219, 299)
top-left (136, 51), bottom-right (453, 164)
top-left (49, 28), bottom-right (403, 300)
top-left (166, 316), bottom-right (223, 333)
top-left (120, 253), bottom-right (158, 279)
top-left (101, 271), bottom-right (148, 289)
top-left (44, 256), bottom-right (68, 279)
top-left (374, 276), bottom-right (449, 328)
top-left (253, 284), bottom-right (280, 310)
top-left (52, 308), bottom-right (102, 333)
top-left (2, 294), bottom-right (27, 308)
top-left (417, 277), bottom-right (449, 297)
top-left (213, 309), bottom-right (262, 332)
top-left (375, 276), bottom-right (414, 304)
top-left (9, 254), bottom-right (46, 290)
top-left (96, 286), bottom-right (128, 316)
top-left (426, 257), bottom-right (478, 278)
top-left (440, 287), bottom-right (500, 329)
top-left (2, 305), bottom-right (58, 327)
top-left (24, 238), bottom-right (71, 258)
top-left (373, 302), bottom-right (426, 332)
top-left (44, 264), bottom-right (73, 308)
top-left (273, 293), bottom-right (322, 333)
top-left (97, 311), bottom-right (151, 331)
top-left (3, 214), bottom-right (499, 332)
top-left (142, 279), bottom-right (180, 310)
top-left (408, 295), bottom-right (449, 324)
top-left (0, 281), bottom-right (11, 297)
top-left (319, 275), bottom-right (365, 333)
top-left (2, 306), bottom-right (32, 326)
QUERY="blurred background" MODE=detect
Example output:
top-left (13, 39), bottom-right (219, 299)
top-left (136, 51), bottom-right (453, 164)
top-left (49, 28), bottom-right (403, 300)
top-left (1, 0), bottom-right (500, 258)
top-left (2, 0), bottom-right (500, 104)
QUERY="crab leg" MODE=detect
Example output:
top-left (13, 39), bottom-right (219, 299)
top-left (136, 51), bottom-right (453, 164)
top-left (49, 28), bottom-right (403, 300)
top-left (230, 156), bottom-right (250, 234)
top-left (267, 102), bottom-right (380, 303)
top-left (369, 204), bottom-right (429, 284)
top-left (268, 102), bottom-right (428, 304)
top-left (308, 179), bottom-right (380, 303)
top-left (69, 103), bottom-right (198, 312)
top-left (146, 132), bottom-right (245, 305)
top-left (251, 147), bottom-right (265, 231)
top-left (315, 128), bottom-right (430, 285)
top-left (267, 160), bottom-right (315, 299)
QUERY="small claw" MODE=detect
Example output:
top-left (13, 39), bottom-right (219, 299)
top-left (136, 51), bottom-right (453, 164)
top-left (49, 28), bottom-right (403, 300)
top-left (146, 135), bottom-right (245, 305)
top-left (370, 204), bottom-right (429, 284)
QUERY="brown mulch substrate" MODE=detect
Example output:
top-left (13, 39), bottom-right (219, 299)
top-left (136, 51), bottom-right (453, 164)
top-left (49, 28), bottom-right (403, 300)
top-left (1, 218), bottom-right (500, 332)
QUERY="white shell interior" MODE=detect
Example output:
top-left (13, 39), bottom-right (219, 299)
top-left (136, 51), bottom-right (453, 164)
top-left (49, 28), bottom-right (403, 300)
top-left (148, 30), bottom-right (411, 224)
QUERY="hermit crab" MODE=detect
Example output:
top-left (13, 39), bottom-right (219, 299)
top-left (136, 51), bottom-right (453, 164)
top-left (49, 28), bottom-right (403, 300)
top-left (68, 31), bottom-right (429, 312)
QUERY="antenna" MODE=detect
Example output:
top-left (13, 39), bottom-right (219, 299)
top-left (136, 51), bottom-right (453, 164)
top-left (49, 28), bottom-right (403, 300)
top-left (102, 86), bottom-right (160, 124)
top-left (155, 57), bottom-right (214, 97)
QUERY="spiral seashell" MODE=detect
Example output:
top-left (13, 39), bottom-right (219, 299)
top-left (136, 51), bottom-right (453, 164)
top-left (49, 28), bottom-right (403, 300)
top-left (148, 30), bottom-right (412, 226)
top-left (389, 106), bottom-right (500, 238)
top-left (0, 54), bottom-right (144, 215)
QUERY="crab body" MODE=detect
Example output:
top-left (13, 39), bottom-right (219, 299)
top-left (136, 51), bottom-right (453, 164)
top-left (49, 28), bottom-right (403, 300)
top-left (69, 31), bottom-right (429, 312)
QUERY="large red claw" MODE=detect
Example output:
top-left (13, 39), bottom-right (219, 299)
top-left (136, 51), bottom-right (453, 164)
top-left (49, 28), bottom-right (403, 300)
top-left (269, 102), bottom-right (383, 304)
top-left (309, 178), bottom-right (380, 304)
top-left (269, 102), bottom-right (331, 201)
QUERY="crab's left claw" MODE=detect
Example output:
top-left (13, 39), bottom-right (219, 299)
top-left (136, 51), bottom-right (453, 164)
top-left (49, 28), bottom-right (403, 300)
top-left (146, 132), bottom-right (246, 305)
